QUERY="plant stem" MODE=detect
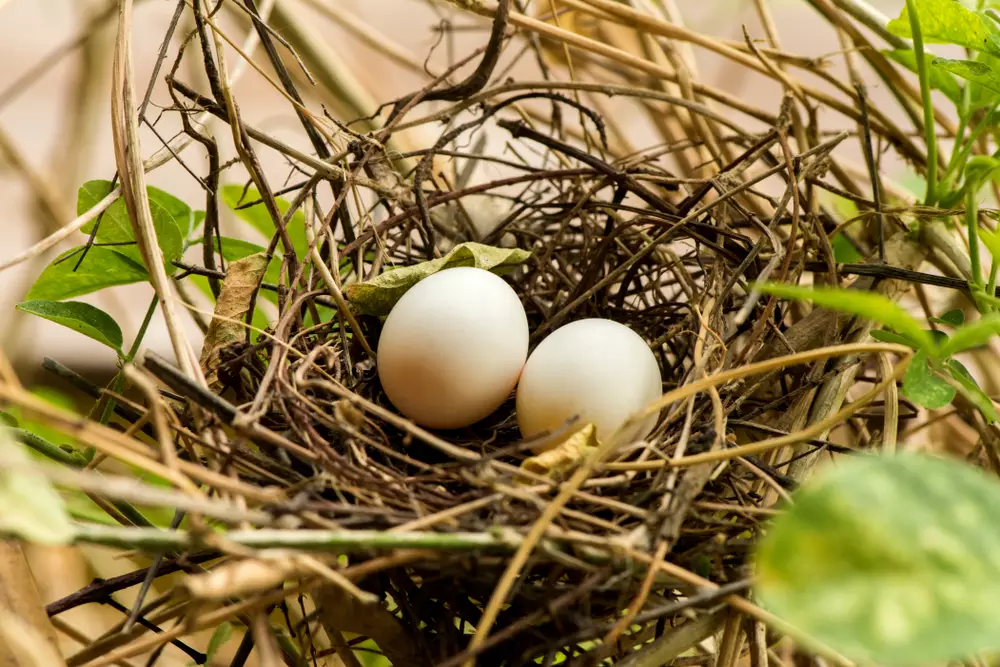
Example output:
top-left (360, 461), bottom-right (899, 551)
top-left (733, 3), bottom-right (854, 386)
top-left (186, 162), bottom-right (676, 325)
top-left (95, 296), bottom-right (158, 428)
top-left (905, 0), bottom-right (938, 206)
top-left (126, 295), bottom-right (159, 362)
top-left (68, 525), bottom-right (526, 552)
top-left (967, 187), bottom-right (983, 289)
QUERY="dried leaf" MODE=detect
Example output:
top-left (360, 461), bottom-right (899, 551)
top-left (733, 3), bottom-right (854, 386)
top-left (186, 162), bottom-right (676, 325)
top-left (0, 542), bottom-right (65, 667)
top-left (519, 424), bottom-right (600, 483)
top-left (199, 252), bottom-right (270, 391)
top-left (345, 242), bottom-right (531, 316)
top-left (180, 556), bottom-right (301, 602)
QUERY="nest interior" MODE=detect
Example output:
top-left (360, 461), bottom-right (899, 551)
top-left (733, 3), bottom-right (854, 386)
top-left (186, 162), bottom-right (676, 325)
top-left (19, 0), bottom-right (960, 666)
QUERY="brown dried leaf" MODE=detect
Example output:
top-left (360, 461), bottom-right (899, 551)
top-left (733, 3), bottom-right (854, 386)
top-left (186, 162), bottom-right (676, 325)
top-left (199, 252), bottom-right (270, 391)
top-left (519, 424), bottom-right (600, 483)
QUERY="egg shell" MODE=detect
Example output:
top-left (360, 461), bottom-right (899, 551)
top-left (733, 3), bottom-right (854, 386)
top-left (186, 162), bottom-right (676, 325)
top-left (516, 318), bottom-right (662, 447)
top-left (377, 267), bottom-right (529, 429)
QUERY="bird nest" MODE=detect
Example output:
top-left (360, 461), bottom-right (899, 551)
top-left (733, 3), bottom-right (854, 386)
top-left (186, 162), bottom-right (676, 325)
top-left (19, 1), bottom-right (948, 666)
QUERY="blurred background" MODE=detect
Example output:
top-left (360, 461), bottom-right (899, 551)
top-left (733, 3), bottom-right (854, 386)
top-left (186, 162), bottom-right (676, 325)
top-left (0, 0), bottom-right (914, 664)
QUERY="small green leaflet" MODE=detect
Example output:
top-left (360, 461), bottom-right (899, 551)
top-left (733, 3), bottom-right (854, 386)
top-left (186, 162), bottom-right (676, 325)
top-left (756, 452), bottom-right (1000, 666)
top-left (832, 234), bottom-right (864, 263)
top-left (947, 359), bottom-right (998, 423)
top-left (888, 0), bottom-right (1000, 55)
top-left (870, 329), bottom-right (918, 348)
top-left (0, 430), bottom-right (74, 545)
top-left (902, 350), bottom-right (955, 409)
top-left (754, 283), bottom-right (935, 354)
top-left (346, 242), bottom-right (532, 316)
top-left (77, 180), bottom-right (187, 273)
top-left (929, 309), bottom-right (964, 327)
top-left (26, 246), bottom-right (148, 301)
top-left (16, 300), bottom-right (123, 353)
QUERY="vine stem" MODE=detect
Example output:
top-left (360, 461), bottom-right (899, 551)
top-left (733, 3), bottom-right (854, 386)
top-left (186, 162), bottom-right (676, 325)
top-left (905, 0), bottom-right (938, 205)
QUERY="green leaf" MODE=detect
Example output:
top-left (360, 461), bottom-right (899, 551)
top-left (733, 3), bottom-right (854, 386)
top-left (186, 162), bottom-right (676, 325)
top-left (0, 413), bottom-right (16, 428)
top-left (16, 300), bottom-right (123, 352)
top-left (26, 246), bottom-right (148, 301)
top-left (979, 226), bottom-right (1000, 260)
top-left (77, 180), bottom-right (185, 274)
top-left (755, 283), bottom-right (936, 353)
top-left (902, 350), bottom-right (956, 409)
top-left (929, 309), bottom-right (964, 327)
top-left (204, 622), bottom-right (233, 663)
top-left (345, 242), bottom-right (532, 316)
top-left (220, 185), bottom-right (308, 258)
top-left (963, 155), bottom-right (1000, 194)
top-left (831, 234), bottom-right (864, 263)
top-left (0, 430), bottom-right (74, 545)
top-left (885, 49), bottom-right (963, 104)
top-left (888, 0), bottom-right (1000, 55)
top-left (207, 236), bottom-right (267, 261)
top-left (947, 359), bottom-right (999, 423)
top-left (870, 329), bottom-right (919, 348)
top-left (937, 313), bottom-right (1000, 358)
top-left (191, 210), bottom-right (206, 237)
top-left (756, 452), bottom-right (1000, 666)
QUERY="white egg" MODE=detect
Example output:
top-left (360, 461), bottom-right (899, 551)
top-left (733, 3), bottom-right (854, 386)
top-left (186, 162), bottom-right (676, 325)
top-left (516, 319), bottom-right (662, 445)
top-left (377, 267), bottom-right (529, 429)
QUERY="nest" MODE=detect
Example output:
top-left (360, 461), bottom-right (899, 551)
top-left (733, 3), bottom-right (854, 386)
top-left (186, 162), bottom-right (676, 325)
top-left (19, 1), bottom-right (961, 666)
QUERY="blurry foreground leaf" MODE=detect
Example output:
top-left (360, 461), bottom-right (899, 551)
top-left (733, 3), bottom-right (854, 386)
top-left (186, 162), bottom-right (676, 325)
top-left (16, 300), bottom-right (123, 353)
top-left (756, 453), bottom-right (1000, 665)
top-left (0, 430), bottom-right (73, 545)
top-left (346, 242), bottom-right (531, 316)
top-left (755, 283), bottom-right (935, 354)
top-left (937, 313), bottom-right (1000, 358)
top-left (199, 253), bottom-right (270, 391)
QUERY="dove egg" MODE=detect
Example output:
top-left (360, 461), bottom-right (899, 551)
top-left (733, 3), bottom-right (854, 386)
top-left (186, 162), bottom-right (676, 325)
top-left (377, 267), bottom-right (529, 429)
top-left (516, 319), bottom-right (662, 446)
